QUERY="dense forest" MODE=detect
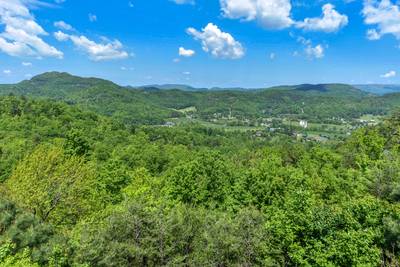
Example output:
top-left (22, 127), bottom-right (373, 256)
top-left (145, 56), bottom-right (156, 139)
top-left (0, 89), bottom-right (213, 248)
top-left (1, 72), bottom-right (400, 124)
top-left (1, 74), bottom-right (400, 266)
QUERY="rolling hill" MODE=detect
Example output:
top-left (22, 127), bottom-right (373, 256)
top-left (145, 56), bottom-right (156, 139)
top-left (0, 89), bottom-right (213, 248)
top-left (0, 72), bottom-right (399, 124)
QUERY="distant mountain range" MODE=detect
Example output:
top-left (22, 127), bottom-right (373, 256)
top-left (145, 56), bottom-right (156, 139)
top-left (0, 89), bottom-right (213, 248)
top-left (138, 83), bottom-right (400, 95)
top-left (135, 84), bottom-right (262, 92)
top-left (0, 72), bottom-right (399, 124)
top-left (353, 84), bottom-right (400, 95)
top-left (135, 84), bottom-right (201, 91)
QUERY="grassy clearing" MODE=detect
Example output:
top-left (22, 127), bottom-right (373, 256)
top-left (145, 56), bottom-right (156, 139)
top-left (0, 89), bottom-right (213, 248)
top-left (171, 117), bottom-right (265, 132)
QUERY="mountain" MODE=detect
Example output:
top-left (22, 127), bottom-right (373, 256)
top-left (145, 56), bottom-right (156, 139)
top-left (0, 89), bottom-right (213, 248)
top-left (138, 84), bottom-right (201, 91)
top-left (294, 84), bottom-right (370, 96)
top-left (0, 72), bottom-right (176, 124)
top-left (353, 84), bottom-right (400, 95)
top-left (134, 83), bottom-right (370, 96)
top-left (7, 72), bottom-right (120, 98)
top-left (135, 84), bottom-right (256, 91)
top-left (0, 72), bottom-right (398, 124)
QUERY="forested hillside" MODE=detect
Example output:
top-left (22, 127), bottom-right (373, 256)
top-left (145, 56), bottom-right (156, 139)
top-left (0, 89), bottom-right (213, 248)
top-left (0, 92), bottom-right (400, 266)
top-left (1, 72), bottom-right (400, 125)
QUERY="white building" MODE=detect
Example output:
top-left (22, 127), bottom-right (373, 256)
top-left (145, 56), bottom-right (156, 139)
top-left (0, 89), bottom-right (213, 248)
top-left (299, 120), bottom-right (308, 129)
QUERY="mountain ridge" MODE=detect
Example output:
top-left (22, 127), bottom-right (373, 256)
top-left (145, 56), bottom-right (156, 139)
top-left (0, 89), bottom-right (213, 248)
top-left (9, 71), bottom-right (371, 94)
top-left (0, 72), bottom-right (397, 125)
top-left (353, 84), bottom-right (400, 95)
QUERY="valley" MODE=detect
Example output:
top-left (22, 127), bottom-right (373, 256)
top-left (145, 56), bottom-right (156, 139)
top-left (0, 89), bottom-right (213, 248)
top-left (1, 73), bottom-right (400, 266)
top-left (0, 72), bottom-right (394, 142)
top-left (2, 0), bottom-right (400, 265)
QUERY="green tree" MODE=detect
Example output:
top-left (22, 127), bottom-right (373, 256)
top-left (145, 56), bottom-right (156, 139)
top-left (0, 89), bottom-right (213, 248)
top-left (3, 145), bottom-right (100, 226)
top-left (64, 129), bottom-right (91, 156)
top-left (165, 151), bottom-right (234, 209)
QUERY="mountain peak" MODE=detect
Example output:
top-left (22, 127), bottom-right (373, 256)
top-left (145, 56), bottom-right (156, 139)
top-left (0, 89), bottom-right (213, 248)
top-left (292, 83), bottom-right (368, 97)
top-left (20, 72), bottom-right (119, 90)
top-left (30, 71), bottom-right (73, 80)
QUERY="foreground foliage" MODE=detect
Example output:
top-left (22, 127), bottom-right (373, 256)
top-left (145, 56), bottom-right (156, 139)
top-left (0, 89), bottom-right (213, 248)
top-left (0, 95), bottom-right (400, 266)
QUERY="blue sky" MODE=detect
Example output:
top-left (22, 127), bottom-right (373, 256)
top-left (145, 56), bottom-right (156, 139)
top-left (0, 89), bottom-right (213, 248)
top-left (0, 0), bottom-right (399, 87)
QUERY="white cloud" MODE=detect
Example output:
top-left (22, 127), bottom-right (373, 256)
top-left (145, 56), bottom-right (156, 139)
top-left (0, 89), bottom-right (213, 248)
top-left (22, 61), bottom-right (32, 66)
top-left (366, 28), bottom-right (381, 40)
top-left (54, 20), bottom-right (73, 31)
top-left (296, 4), bottom-right (348, 32)
top-left (54, 31), bottom-right (129, 61)
top-left (381, 70), bottom-right (396, 78)
top-left (295, 35), bottom-right (325, 59)
top-left (363, 0), bottom-right (400, 40)
top-left (220, 0), bottom-right (293, 30)
top-left (88, 13), bottom-right (97, 22)
top-left (179, 47), bottom-right (195, 57)
top-left (183, 71), bottom-right (191, 75)
top-left (171, 0), bottom-right (194, 4)
top-left (54, 30), bottom-right (69, 41)
top-left (297, 36), bottom-right (311, 45)
top-left (0, 0), bottom-right (63, 58)
top-left (3, 69), bottom-right (11, 74)
top-left (305, 44), bottom-right (324, 59)
top-left (187, 23), bottom-right (244, 59)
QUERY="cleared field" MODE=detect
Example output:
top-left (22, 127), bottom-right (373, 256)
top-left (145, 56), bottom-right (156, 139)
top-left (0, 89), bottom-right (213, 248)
top-left (175, 106), bottom-right (197, 113)
top-left (171, 117), bottom-right (265, 132)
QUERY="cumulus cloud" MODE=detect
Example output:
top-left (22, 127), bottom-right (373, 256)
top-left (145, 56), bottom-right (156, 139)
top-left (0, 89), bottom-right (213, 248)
top-left (363, 0), bottom-right (400, 40)
top-left (54, 30), bottom-right (69, 41)
top-left (3, 69), bottom-right (11, 74)
top-left (305, 44), bottom-right (324, 59)
top-left (54, 20), bottom-right (73, 31)
top-left (366, 28), bottom-right (381, 40)
top-left (381, 70), bottom-right (396, 78)
top-left (179, 47), bottom-right (195, 57)
top-left (220, 0), bottom-right (293, 30)
top-left (0, 0), bottom-right (63, 58)
top-left (187, 23), bottom-right (244, 59)
top-left (296, 36), bottom-right (324, 59)
top-left (54, 31), bottom-right (129, 61)
top-left (296, 4), bottom-right (348, 32)
top-left (22, 61), bottom-right (32, 66)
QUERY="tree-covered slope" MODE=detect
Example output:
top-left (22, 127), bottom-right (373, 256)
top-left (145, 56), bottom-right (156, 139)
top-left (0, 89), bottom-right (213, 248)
top-left (1, 95), bottom-right (400, 265)
top-left (1, 72), bottom-right (400, 124)
top-left (0, 72), bottom-right (177, 124)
